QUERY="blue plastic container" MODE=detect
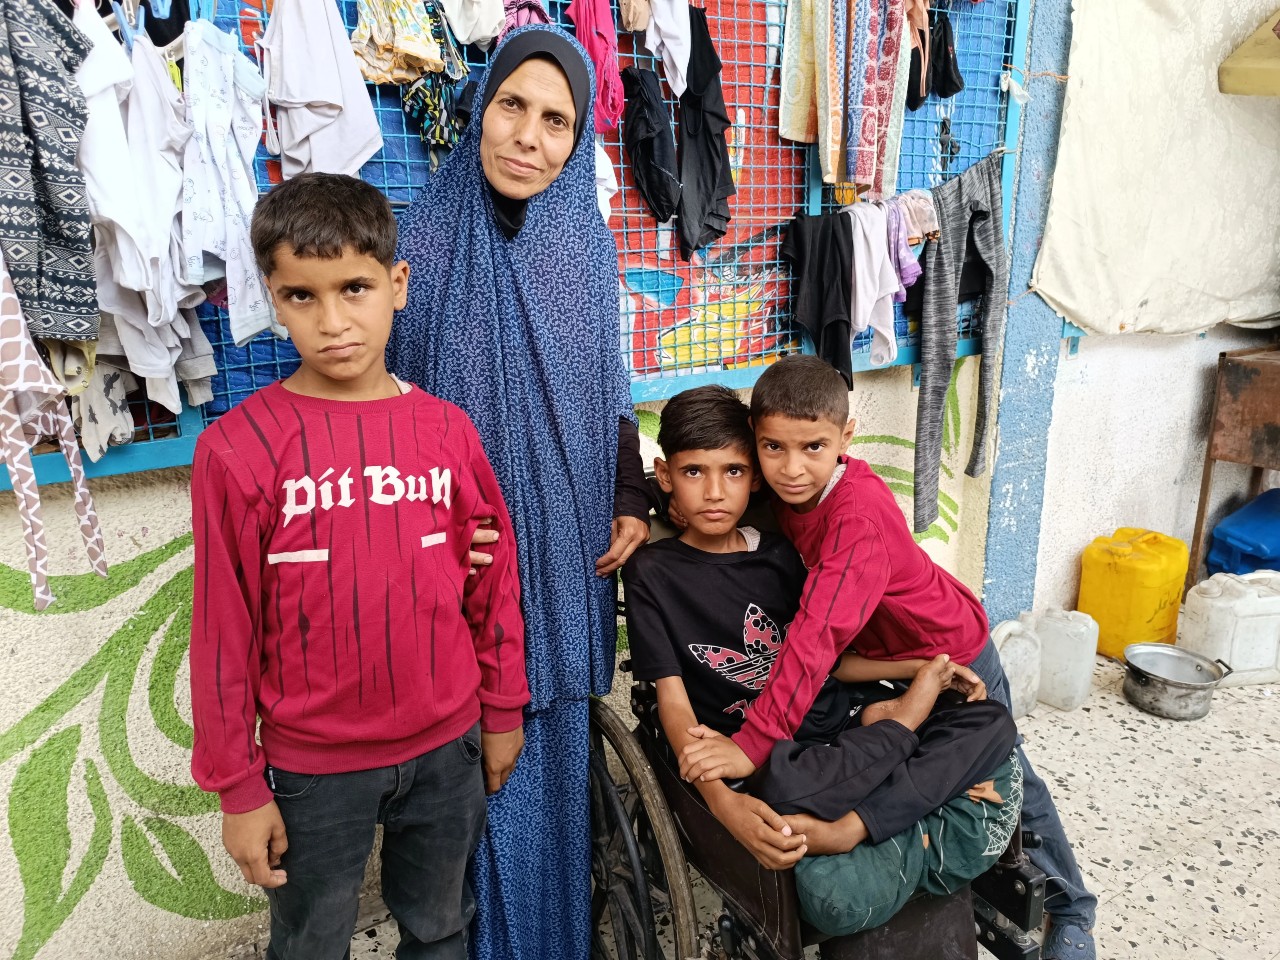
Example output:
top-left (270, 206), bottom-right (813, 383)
top-left (1207, 488), bottom-right (1280, 576)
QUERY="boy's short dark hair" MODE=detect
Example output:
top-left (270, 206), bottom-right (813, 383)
top-left (250, 173), bottom-right (397, 275)
top-left (658, 385), bottom-right (754, 458)
top-left (749, 355), bottom-right (849, 428)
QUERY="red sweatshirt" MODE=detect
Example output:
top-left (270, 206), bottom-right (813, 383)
top-left (190, 381), bottom-right (529, 814)
top-left (732, 457), bottom-right (988, 767)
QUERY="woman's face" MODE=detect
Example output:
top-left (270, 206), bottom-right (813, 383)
top-left (480, 58), bottom-right (577, 201)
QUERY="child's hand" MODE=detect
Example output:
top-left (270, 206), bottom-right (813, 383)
top-left (710, 792), bottom-right (808, 870)
top-left (481, 727), bottom-right (525, 793)
top-left (950, 664), bottom-right (987, 701)
top-left (680, 726), bottom-right (757, 782)
top-left (222, 802), bottom-right (289, 889)
top-left (468, 518), bottom-right (498, 576)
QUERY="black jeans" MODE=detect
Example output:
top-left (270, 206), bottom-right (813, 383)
top-left (264, 725), bottom-right (488, 960)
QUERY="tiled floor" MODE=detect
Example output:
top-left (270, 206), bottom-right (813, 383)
top-left (343, 659), bottom-right (1279, 959)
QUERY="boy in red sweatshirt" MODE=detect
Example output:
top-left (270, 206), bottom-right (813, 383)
top-left (679, 355), bottom-right (1097, 960)
top-left (189, 173), bottom-right (529, 960)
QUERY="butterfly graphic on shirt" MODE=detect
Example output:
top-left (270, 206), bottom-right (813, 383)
top-left (689, 603), bottom-right (786, 719)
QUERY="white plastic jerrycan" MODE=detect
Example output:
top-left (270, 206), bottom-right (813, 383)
top-left (1034, 608), bottom-right (1099, 711)
top-left (991, 613), bottom-right (1041, 720)
top-left (1178, 571), bottom-right (1280, 687)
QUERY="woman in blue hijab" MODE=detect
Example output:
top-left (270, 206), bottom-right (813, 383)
top-left (389, 25), bottom-right (650, 960)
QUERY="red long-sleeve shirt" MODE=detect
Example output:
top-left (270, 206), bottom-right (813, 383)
top-left (731, 457), bottom-right (988, 767)
top-left (190, 382), bottom-right (528, 813)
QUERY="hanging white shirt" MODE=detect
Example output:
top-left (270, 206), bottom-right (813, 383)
top-left (260, 0), bottom-right (383, 177)
top-left (594, 140), bottom-right (618, 224)
top-left (845, 204), bottom-right (900, 367)
top-left (439, 0), bottom-right (504, 48)
top-left (645, 0), bottom-right (692, 97)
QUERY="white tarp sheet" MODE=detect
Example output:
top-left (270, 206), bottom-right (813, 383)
top-left (1032, 2), bottom-right (1280, 335)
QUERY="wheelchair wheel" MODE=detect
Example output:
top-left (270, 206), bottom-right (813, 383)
top-left (589, 698), bottom-right (700, 960)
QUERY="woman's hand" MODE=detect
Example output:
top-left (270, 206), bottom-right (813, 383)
top-left (469, 518), bottom-right (499, 575)
top-left (595, 516), bottom-right (649, 576)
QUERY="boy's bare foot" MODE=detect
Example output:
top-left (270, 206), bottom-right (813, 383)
top-left (781, 811), bottom-right (869, 856)
top-left (860, 654), bottom-right (954, 731)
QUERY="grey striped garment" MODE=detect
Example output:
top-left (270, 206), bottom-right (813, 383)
top-left (913, 152), bottom-right (1007, 533)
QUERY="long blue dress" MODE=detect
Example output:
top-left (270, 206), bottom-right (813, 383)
top-left (389, 26), bottom-right (629, 960)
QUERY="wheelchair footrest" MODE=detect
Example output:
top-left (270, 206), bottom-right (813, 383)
top-left (973, 894), bottom-right (1041, 960)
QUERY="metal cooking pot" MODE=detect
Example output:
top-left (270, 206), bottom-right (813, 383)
top-left (1119, 644), bottom-right (1233, 721)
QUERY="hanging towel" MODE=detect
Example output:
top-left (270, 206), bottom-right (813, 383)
top-left (0, 248), bottom-right (107, 610)
top-left (262, 0), bottom-right (384, 176)
top-left (873, 21), bottom-right (913, 198)
top-left (621, 65), bottom-right (681, 223)
top-left (777, 0), bottom-right (816, 142)
top-left (0, 0), bottom-right (97, 341)
top-left (675, 7), bottom-right (734, 260)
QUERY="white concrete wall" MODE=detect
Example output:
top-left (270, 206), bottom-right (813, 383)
top-left (1032, 326), bottom-right (1277, 612)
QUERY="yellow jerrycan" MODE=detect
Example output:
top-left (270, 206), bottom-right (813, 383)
top-left (1077, 528), bottom-right (1189, 660)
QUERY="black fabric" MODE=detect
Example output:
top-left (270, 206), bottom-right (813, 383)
top-left (675, 7), bottom-right (735, 260)
top-left (478, 29), bottom-right (592, 238)
top-left (902, 226), bottom-right (991, 319)
top-left (906, 12), bottom-right (965, 112)
top-left (623, 533), bottom-right (850, 744)
top-left (780, 211), bottom-right (854, 387)
top-left (54, 0), bottom-right (190, 46)
top-left (753, 698), bottom-right (1017, 843)
top-left (930, 11), bottom-right (965, 99)
top-left (621, 65), bottom-right (681, 223)
top-left (614, 416), bottom-right (657, 520)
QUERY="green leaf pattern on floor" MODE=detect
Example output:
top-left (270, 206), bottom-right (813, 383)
top-left (0, 541), bottom-right (264, 958)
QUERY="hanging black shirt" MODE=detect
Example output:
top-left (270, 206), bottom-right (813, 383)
top-left (781, 211), bottom-right (855, 387)
top-left (676, 7), bottom-right (735, 260)
top-left (621, 65), bottom-right (681, 223)
top-left (623, 531), bottom-right (850, 744)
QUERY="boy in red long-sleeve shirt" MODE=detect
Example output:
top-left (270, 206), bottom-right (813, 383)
top-left (189, 173), bottom-right (529, 960)
top-left (679, 355), bottom-right (1097, 959)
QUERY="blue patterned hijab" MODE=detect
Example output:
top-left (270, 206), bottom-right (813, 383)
top-left (390, 25), bottom-right (631, 708)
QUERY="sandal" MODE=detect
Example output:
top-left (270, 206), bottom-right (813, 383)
top-left (1043, 923), bottom-right (1095, 960)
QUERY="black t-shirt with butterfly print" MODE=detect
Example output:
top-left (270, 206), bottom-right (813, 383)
top-left (623, 530), bottom-right (851, 745)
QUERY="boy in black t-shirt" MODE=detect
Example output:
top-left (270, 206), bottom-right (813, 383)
top-left (623, 385), bottom-right (1016, 868)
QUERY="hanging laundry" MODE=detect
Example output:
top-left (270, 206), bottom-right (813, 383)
top-left (777, 0), bottom-right (816, 142)
top-left (55, 0), bottom-right (192, 48)
top-left (898, 187), bottom-right (939, 241)
top-left (908, 7), bottom-right (964, 111)
top-left (593, 140), bottom-right (618, 224)
top-left (498, 0), bottom-right (552, 43)
top-left (0, 249), bottom-right (107, 610)
top-left (813, 0), bottom-right (841, 182)
top-left (675, 8), bottom-right (734, 260)
top-left (878, 198), bottom-right (921, 302)
top-left (644, 0), bottom-right (691, 97)
top-left (351, 0), bottom-right (445, 84)
top-left (439, 0), bottom-right (504, 47)
top-left (41, 340), bottom-right (94, 396)
top-left (89, 36), bottom-right (206, 411)
top-left (781, 211), bottom-right (854, 386)
top-left (913, 153), bottom-right (1004, 533)
top-left (845, 203), bottom-right (900, 367)
top-left (567, 0), bottom-right (624, 132)
top-left (621, 65), bottom-right (680, 223)
top-left (858, 0), bottom-right (907, 194)
top-left (904, 0), bottom-right (930, 110)
top-left (402, 6), bottom-right (468, 170)
top-left (0, 0), bottom-right (97, 341)
top-left (873, 22), bottom-right (914, 198)
top-left (263, 0), bottom-right (384, 177)
top-left (618, 0), bottom-right (650, 32)
top-left (841, 0), bottom-right (872, 184)
top-left (72, 359), bottom-right (138, 462)
top-left (181, 20), bottom-right (281, 346)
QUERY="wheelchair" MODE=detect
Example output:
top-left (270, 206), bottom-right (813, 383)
top-left (588, 666), bottom-right (1049, 960)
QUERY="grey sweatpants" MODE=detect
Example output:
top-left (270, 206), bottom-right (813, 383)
top-left (914, 152), bottom-right (1007, 533)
